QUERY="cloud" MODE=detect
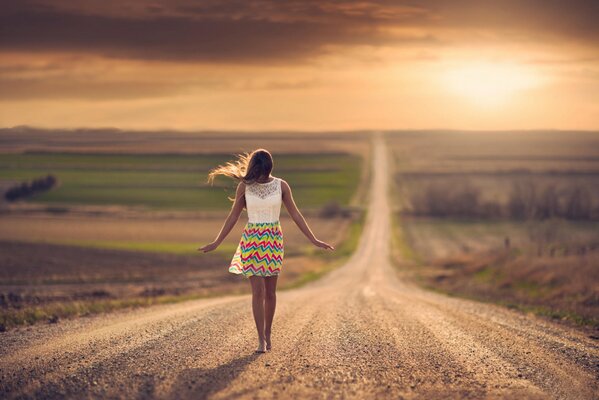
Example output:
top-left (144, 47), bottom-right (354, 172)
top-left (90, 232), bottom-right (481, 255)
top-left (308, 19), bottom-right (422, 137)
top-left (2, 1), bottom-right (596, 65)
top-left (421, 0), bottom-right (599, 42)
top-left (0, 58), bottom-right (330, 100)
top-left (1, 0), bottom-right (597, 105)
top-left (0, 58), bottom-right (234, 100)
top-left (239, 78), bottom-right (323, 91)
top-left (0, 77), bottom-right (186, 100)
top-left (0, 2), bottom-right (439, 64)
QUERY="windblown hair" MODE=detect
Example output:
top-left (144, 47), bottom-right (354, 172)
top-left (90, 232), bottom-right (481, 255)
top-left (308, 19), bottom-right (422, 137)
top-left (207, 148), bottom-right (274, 186)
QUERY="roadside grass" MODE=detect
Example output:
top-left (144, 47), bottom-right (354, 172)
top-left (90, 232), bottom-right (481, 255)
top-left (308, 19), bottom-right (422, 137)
top-left (389, 217), bottom-right (599, 332)
top-left (390, 211), bottom-right (423, 266)
top-left (281, 210), bottom-right (366, 290)
top-left (311, 211), bottom-right (365, 260)
top-left (0, 289), bottom-right (249, 332)
top-left (418, 281), bottom-right (599, 329)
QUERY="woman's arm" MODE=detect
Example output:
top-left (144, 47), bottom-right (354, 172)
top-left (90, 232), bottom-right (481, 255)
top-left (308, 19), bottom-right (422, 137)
top-left (198, 181), bottom-right (246, 253)
top-left (281, 179), bottom-right (334, 250)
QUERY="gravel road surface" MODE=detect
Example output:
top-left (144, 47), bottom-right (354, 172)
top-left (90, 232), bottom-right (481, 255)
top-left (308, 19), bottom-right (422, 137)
top-left (1, 133), bottom-right (598, 399)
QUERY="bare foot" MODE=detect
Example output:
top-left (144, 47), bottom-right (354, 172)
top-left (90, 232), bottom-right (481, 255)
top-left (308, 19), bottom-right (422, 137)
top-left (265, 334), bottom-right (272, 351)
top-left (255, 339), bottom-right (267, 353)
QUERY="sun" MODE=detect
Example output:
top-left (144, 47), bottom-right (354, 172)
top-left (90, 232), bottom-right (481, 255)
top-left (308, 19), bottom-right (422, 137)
top-left (442, 61), bottom-right (543, 107)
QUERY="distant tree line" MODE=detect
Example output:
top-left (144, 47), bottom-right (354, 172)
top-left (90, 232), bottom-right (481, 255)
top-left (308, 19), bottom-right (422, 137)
top-left (407, 180), bottom-right (597, 220)
top-left (4, 174), bottom-right (58, 202)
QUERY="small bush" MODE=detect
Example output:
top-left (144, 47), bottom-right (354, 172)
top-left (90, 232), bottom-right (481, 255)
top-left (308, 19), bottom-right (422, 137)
top-left (4, 174), bottom-right (58, 202)
top-left (319, 201), bottom-right (351, 218)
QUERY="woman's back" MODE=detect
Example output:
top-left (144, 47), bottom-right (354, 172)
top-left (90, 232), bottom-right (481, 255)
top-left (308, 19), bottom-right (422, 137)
top-left (245, 177), bottom-right (282, 223)
top-left (200, 150), bottom-right (333, 352)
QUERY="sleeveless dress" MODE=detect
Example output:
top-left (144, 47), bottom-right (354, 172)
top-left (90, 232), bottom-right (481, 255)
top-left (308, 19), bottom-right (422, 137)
top-left (229, 177), bottom-right (284, 277)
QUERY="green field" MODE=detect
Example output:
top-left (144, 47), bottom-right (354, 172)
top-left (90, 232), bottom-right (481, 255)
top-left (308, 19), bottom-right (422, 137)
top-left (0, 152), bottom-right (362, 209)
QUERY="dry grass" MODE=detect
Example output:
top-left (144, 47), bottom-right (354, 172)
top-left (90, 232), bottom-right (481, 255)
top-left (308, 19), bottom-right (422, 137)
top-left (392, 216), bottom-right (599, 331)
top-left (388, 130), bottom-right (599, 332)
top-left (387, 130), bottom-right (599, 174)
top-left (412, 249), bottom-right (599, 329)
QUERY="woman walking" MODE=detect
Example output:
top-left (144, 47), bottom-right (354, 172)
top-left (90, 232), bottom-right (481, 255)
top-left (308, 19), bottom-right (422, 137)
top-left (199, 149), bottom-right (335, 353)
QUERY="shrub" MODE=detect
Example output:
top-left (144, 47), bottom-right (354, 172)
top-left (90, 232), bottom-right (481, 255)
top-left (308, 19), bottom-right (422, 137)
top-left (319, 201), bottom-right (351, 218)
top-left (564, 186), bottom-right (592, 220)
top-left (4, 174), bottom-right (58, 202)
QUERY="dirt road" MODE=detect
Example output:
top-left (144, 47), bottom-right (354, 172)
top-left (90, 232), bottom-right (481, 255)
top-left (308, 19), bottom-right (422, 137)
top-left (1, 133), bottom-right (598, 399)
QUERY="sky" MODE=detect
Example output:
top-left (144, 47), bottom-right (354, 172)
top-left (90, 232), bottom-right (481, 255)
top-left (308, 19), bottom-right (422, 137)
top-left (1, 0), bottom-right (598, 131)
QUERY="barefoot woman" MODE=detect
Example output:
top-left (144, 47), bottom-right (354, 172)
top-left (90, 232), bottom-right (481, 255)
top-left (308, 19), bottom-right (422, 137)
top-left (199, 149), bottom-right (335, 353)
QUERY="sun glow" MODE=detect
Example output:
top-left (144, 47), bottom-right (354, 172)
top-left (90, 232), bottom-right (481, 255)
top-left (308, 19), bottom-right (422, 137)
top-left (442, 61), bottom-right (543, 107)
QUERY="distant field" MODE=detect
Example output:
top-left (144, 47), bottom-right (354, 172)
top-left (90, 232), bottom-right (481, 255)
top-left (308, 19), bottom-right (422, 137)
top-left (0, 152), bottom-right (362, 209)
top-left (0, 129), bottom-right (370, 331)
top-left (388, 130), bottom-right (599, 331)
top-left (0, 214), bottom-right (353, 259)
top-left (400, 217), bottom-right (599, 262)
top-left (0, 127), bottom-right (370, 155)
top-left (388, 130), bottom-right (599, 212)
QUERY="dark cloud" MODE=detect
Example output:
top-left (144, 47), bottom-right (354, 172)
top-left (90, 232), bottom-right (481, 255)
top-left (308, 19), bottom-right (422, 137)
top-left (0, 0), bottom-right (597, 65)
top-left (0, 2), bottom-right (438, 64)
top-left (174, 1), bottom-right (430, 24)
top-left (420, 0), bottom-right (599, 42)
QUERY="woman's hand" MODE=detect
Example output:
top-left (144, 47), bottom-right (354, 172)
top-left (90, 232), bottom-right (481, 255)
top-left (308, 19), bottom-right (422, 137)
top-left (198, 241), bottom-right (219, 253)
top-left (312, 238), bottom-right (335, 250)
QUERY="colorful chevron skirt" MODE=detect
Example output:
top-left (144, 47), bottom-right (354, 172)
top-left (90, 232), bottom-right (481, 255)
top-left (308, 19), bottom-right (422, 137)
top-left (229, 221), bottom-right (284, 277)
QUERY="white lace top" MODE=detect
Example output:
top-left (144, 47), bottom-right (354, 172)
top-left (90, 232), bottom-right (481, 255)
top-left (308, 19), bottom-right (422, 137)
top-left (245, 177), bottom-right (282, 223)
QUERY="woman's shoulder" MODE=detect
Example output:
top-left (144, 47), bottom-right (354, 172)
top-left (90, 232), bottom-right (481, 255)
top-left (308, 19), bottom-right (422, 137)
top-left (236, 180), bottom-right (247, 191)
top-left (232, 180), bottom-right (247, 200)
top-left (277, 177), bottom-right (290, 191)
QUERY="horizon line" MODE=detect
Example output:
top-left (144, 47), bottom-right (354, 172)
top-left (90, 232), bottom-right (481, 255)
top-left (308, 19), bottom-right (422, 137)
top-left (2, 125), bottom-right (599, 134)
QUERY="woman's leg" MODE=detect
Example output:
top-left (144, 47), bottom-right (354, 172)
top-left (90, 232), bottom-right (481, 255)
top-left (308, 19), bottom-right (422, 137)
top-left (264, 275), bottom-right (278, 350)
top-left (249, 276), bottom-right (267, 352)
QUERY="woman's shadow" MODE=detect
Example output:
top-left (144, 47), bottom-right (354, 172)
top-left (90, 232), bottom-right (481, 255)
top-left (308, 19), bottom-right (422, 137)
top-left (168, 352), bottom-right (262, 399)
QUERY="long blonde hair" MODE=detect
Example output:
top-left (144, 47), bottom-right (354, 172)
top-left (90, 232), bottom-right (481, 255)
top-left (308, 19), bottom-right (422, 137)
top-left (207, 149), bottom-right (274, 186)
